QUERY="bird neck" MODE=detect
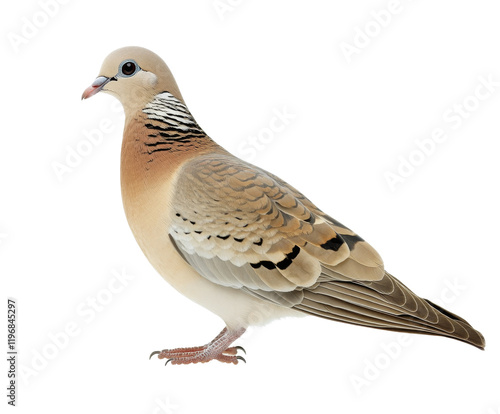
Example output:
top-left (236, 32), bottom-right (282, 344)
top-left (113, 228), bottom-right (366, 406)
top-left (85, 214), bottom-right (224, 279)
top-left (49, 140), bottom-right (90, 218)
top-left (120, 91), bottom-right (221, 205)
top-left (123, 90), bottom-right (220, 161)
top-left (138, 91), bottom-right (211, 153)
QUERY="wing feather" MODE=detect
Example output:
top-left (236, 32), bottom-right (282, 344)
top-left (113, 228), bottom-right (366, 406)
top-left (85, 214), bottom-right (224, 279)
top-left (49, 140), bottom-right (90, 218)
top-left (169, 153), bottom-right (484, 348)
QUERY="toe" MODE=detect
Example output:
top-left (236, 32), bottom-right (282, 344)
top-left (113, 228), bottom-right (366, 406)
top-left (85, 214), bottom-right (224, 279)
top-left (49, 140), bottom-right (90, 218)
top-left (149, 351), bottom-right (161, 359)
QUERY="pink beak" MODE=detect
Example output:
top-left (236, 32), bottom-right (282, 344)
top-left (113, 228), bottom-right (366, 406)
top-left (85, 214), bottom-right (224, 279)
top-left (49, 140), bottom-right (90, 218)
top-left (81, 76), bottom-right (111, 100)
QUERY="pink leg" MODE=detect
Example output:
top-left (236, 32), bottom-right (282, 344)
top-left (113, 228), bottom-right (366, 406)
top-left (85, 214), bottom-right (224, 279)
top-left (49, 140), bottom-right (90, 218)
top-left (149, 327), bottom-right (246, 365)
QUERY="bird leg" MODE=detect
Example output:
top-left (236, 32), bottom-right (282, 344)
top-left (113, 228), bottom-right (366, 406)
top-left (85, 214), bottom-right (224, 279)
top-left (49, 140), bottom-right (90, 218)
top-left (149, 327), bottom-right (246, 365)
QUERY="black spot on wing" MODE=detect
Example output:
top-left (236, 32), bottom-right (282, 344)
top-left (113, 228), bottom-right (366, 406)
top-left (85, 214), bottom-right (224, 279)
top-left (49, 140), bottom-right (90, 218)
top-left (276, 245), bottom-right (301, 270)
top-left (320, 235), bottom-right (345, 252)
top-left (250, 245), bottom-right (301, 271)
top-left (250, 261), bottom-right (276, 270)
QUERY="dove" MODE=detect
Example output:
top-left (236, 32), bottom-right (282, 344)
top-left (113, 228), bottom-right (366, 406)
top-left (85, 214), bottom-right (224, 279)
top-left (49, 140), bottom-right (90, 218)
top-left (82, 46), bottom-right (485, 365)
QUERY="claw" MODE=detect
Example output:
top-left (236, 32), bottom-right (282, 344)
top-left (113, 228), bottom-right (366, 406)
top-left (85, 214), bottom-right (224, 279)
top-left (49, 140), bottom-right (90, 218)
top-left (165, 358), bottom-right (173, 366)
top-left (149, 351), bottom-right (161, 360)
top-left (234, 346), bottom-right (246, 355)
top-left (236, 356), bottom-right (246, 364)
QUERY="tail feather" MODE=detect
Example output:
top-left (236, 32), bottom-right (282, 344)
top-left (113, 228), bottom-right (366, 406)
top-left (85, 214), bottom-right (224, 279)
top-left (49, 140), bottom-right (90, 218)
top-left (294, 271), bottom-right (485, 349)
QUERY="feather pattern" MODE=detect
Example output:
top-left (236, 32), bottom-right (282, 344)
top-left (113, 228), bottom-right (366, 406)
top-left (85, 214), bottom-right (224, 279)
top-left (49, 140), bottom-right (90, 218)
top-left (169, 152), bottom-right (484, 349)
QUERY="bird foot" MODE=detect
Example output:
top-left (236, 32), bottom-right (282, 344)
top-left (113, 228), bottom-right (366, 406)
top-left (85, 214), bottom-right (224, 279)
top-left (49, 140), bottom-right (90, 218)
top-left (149, 327), bottom-right (246, 365)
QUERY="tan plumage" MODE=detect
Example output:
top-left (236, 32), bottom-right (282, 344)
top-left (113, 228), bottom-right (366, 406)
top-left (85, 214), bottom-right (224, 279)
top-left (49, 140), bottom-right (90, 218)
top-left (82, 47), bottom-right (485, 365)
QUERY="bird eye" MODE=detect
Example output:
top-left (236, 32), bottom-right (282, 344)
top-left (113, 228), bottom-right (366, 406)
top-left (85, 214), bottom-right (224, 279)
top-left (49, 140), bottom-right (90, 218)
top-left (119, 60), bottom-right (140, 77)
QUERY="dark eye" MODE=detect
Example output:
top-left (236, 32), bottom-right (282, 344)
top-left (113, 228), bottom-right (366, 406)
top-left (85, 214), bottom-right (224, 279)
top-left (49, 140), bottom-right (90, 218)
top-left (119, 60), bottom-right (140, 77)
top-left (122, 61), bottom-right (136, 75)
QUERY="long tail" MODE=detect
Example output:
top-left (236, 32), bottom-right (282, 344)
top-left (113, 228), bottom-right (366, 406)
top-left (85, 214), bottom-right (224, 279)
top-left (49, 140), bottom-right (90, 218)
top-left (294, 271), bottom-right (485, 349)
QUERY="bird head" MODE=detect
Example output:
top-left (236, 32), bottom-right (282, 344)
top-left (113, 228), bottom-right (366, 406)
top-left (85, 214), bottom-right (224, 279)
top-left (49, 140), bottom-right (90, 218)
top-left (82, 46), bottom-right (185, 111)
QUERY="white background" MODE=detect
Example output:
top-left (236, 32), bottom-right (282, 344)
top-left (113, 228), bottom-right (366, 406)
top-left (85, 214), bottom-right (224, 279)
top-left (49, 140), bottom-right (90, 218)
top-left (1, 1), bottom-right (499, 413)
